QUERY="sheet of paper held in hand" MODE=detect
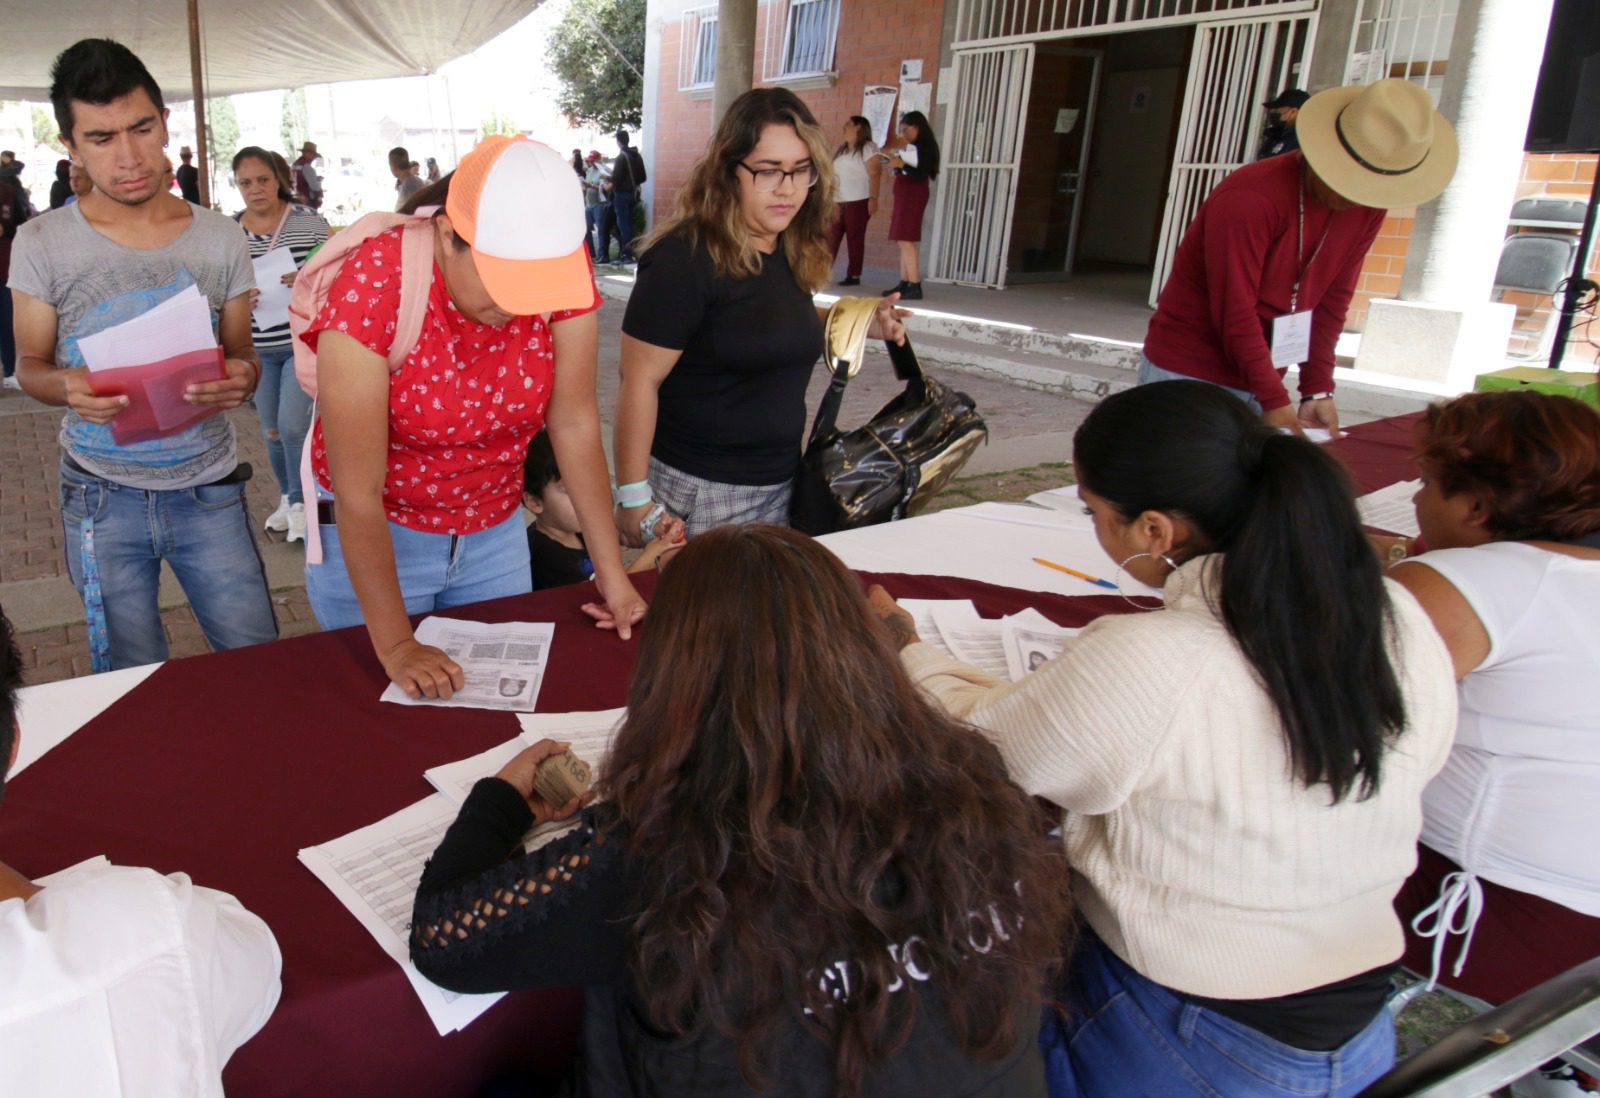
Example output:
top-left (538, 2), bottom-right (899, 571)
top-left (250, 247), bottom-right (298, 330)
top-left (380, 617), bottom-right (555, 711)
top-left (300, 710), bottom-right (627, 1036)
top-left (1357, 479), bottom-right (1423, 538)
top-left (75, 285), bottom-right (227, 445)
top-left (901, 600), bottom-right (1080, 682)
top-left (298, 797), bottom-right (506, 1035)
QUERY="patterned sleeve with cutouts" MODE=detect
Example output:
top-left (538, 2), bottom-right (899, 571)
top-left (410, 779), bottom-right (634, 994)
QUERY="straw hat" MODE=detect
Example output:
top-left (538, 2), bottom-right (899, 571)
top-left (1296, 79), bottom-right (1457, 209)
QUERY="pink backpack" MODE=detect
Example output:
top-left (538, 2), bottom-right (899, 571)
top-left (288, 210), bottom-right (437, 563)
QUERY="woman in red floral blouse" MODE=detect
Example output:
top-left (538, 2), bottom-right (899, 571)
top-left (304, 137), bottom-right (645, 700)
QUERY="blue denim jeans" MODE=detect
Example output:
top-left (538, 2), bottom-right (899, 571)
top-left (253, 346), bottom-right (314, 503)
top-left (305, 508), bottom-right (532, 630)
top-left (1042, 932), bottom-right (1395, 1098)
top-left (1137, 352), bottom-right (1263, 414)
top-left (59, 461), bottom-right (278, 669)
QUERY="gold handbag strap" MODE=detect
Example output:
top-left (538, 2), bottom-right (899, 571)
top-left (824, 296), bottom-right (882, 379)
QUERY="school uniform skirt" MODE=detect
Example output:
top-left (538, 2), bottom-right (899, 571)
top-left (889, 174), bottom-right (931, 242)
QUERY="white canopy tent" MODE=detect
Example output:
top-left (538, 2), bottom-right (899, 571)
top-left (0, 0), bottom-right (541, 100)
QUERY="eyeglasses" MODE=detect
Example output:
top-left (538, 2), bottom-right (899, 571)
top-left (737, 162), bottom-right (819, 192)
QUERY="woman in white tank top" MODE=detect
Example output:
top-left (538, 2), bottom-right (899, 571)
top-left (1387, 390), bottom-right (1600, 1007)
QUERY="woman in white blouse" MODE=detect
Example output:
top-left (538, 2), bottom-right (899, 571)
top-left (1389, 390), bottom-right (1600, 1008)
top-left (827, 116), bottom-right (881, 287)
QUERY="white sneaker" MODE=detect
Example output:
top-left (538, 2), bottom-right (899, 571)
top-left (2, 375), bottom-right (20, 390)
top-left (264, 494), bottom-right (291, 532)
top-left (286, 502), bottom-right (307, 543)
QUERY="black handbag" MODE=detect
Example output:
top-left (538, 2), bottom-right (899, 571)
top-left (792, 298), bottom-right (987, 535)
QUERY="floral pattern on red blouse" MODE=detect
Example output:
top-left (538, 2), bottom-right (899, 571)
top-left (303, 226), bottom-right (600, 535)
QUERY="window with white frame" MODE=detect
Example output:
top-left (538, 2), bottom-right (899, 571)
top-left (769, 0), bottom-right (840, 79)
top-left (680, 6), bottom-right (718, 91)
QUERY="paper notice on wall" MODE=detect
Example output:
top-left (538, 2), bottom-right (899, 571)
top-left (899, 59), bottom-right (923, 82)
top-left (863, 85), bottom-right (899, 146)
top-left (1348, 48), bottom-right (1390, 86)
top-left (898, 80), bottom-right (932, 123)
top-left (1055, 108), bottom-right (1080, 134)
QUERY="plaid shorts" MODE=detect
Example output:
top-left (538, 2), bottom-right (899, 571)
top-left (648, 457), bottom-right (792, 538)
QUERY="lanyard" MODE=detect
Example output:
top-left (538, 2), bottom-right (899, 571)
top-left (1292, 170), bottom-right (1332, 313)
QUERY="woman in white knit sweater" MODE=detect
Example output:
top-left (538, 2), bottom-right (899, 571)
top-left (871, 381), bottom-right (1458, 1098)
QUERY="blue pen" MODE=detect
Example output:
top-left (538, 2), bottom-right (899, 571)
top-left (1033, 557), bottom-right (1117, 589)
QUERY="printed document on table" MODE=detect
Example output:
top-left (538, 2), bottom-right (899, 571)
top-left (380, 617), bottom-right (555, 711)
top-left (299, 794), bottom-right (506, 1035)
top-left (1002, 609), bottom-right (1081, 681)
top-left (250, 247), bottom-right (298, 330)
top-left (898, 599), bottom-right (972, 659)
top-left (931, 604), bottom-right (1011, 679)
top-left (425, 708), bottom-right (627, 806)
top-left (77, 284), bottom-right (216, 372)
top-left (1357, 480), bottom-right (1422, 537)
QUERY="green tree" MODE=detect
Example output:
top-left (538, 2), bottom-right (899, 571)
top-left (548, 0), bottom-right (645, 132)
top-left (280, 87), bottom-right (310, 155)
top-left (206, 96), bottom-right (241, 163)
top-left (31, 106), bottom-right (65, 153)
top-left (479, 111), bottom-right (522, 140)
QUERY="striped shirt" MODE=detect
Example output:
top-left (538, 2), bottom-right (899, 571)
top-left (235, 204), bottom-right (329, 350)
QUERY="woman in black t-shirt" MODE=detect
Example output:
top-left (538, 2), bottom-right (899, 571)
top-left (614, 88), bottom-right (906, 543)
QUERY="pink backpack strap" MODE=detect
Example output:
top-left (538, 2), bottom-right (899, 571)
top-left (301, 215), bottom-right (437, 564)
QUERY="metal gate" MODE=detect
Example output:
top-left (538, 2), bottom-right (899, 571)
top-left (927, 44), bottom-right (1036, 288)
top-left (1149, 12), bottom-right (1318, 304)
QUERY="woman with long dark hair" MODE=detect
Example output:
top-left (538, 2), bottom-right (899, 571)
top-left (412, 524), bottom-right (1072, 1095)
top-left (872, 380), bottom-right (1458, 1098)
top-left (613, 88), bottom-right (904, 541)
top-left (829, 115), bottom-right (881, 286)
top-left (881, 110), bottom-right (940, 300)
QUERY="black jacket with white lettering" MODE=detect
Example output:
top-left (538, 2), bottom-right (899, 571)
top-left (412, 779), bottom-right (1045, 1097)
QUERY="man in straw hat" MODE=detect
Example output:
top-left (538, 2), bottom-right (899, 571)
top-left (292, 140), bottom-right (322, 210)
top-left (1139, 79), bottom-right (1457, 437)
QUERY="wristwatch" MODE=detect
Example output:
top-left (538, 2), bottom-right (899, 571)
top-left (1300, 391), bottom-right (1335, 403)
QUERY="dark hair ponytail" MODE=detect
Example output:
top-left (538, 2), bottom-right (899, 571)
top-left (1073, 381), bottom-right (1406, 802)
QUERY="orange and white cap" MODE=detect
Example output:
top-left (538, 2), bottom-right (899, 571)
top-left (445, 135), bottom-right (592, 316)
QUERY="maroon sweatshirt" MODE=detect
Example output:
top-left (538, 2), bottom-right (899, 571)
top-left (1143, 152), bottom-right (1384, 412)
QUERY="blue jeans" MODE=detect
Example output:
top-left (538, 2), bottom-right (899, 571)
top-left (305, 508), bottom-right (532, 630)
top-left (611, 188), bottom-right (636, 257)
top-left (254, 346), bottom-right (314, 503)
top-left (59, 461), bottom-right (278, 669)
top-left (1137, 353), bottom-right (1263, 414)
top-left (1042, 932), bottom-right (1395, 1098)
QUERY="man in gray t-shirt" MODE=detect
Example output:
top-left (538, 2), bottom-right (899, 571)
top-left (8, 38), bottom-right (276, 671)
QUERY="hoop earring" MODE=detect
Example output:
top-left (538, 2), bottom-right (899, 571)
top-left (1113, 551), bottom-right (1177, 611)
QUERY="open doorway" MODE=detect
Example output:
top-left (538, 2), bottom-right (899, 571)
top-left (1005, 26), bottom-right (1188, 288)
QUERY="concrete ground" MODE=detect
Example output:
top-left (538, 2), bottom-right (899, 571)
top-left (0, 295), bottom-right (1092, 684)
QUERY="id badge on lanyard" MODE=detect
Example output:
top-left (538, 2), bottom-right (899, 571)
top-left (1271, 173), bottom-right (1327, 367)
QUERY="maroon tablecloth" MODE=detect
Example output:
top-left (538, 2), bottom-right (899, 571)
top-left (1326, 411), bottom-right (1423, 496)
top-left (0, 416), bottom-right (1421, 1094)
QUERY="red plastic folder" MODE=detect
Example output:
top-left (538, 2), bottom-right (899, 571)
top-left (88, 346), bottom-right (227, 446)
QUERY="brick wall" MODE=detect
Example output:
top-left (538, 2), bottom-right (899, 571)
top-left (650, 0), bottom-right (944, 280)
top-left (1346, 152), bottom-right (1598, 368)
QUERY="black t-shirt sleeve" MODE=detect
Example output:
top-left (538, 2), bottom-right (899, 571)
top-left (411, 781), bottom-right (633, 993)
top-left (528, 527), bottom-right (595, 591)
top-left (621, 232), bottom-right (709, 352)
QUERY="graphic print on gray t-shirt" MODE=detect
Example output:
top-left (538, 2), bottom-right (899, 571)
top-left (7, 203), bottom-right (255, 489)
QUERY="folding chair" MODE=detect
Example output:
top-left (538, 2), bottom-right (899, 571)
top-left (1360, 956), bottom-right (1600, 1097)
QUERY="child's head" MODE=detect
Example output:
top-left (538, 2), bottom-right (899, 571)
top-left (522, 430), bottom-right (582, 535)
